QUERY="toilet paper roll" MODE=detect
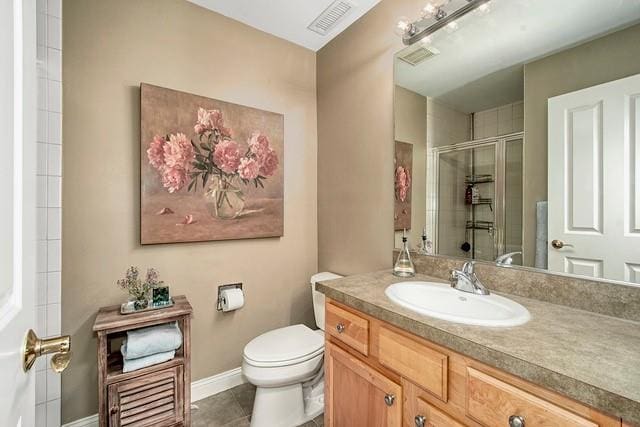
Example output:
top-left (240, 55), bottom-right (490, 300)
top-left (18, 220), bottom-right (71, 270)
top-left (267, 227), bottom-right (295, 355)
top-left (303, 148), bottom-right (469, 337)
top-left (221, 288), bottom-right (244, 312)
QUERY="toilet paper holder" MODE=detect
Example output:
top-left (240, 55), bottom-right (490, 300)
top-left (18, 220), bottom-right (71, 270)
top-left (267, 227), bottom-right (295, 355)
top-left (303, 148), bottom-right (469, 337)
top-left (217, 283), bottom-right (243, 311)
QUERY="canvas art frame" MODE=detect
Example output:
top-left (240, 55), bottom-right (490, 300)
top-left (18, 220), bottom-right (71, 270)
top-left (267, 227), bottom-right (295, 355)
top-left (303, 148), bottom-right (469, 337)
top-left (140, 84), bottom-right (284, 245)
top-left (394, 141), bottom-right (413, 231)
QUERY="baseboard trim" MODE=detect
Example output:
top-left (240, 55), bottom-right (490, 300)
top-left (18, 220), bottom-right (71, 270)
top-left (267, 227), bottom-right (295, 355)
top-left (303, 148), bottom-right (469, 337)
top-left (191, 366), bottom-right (246, 402)
top-left (61, 414), bottom-right (99, 427)
top-left (62, 367), bottom-right (246, 427)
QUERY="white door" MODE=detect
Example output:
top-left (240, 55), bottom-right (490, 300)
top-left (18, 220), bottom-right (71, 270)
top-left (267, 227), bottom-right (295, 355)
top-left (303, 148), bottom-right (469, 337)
top-left (0, 0), bottom-right (38, 426)
top-left (548, 73), bottom-right (640, 283)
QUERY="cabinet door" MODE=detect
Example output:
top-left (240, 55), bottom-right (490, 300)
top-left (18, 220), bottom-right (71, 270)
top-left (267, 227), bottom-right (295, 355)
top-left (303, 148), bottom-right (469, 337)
top-left (325, 343), bottom-right (402, 427)
top-left (107, 365), bottom-right (184, 427)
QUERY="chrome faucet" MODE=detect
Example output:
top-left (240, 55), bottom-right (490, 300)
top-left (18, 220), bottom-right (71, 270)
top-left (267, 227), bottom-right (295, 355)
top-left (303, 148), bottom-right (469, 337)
top-left (495, 251), bottom-right (522, 266)
top-left (449, 261), bottom-right (490, 295)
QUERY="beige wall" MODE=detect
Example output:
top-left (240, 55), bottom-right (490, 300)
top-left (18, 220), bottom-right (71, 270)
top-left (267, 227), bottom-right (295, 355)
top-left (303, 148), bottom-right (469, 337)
top-left (317, 0), bottom-right (423, 274)
top-left (62, 0), bottom-right (317, 422)
top-left (522, 23), bottom-right (640, 266)
top-left (394, 86), bottom-right (426, 249)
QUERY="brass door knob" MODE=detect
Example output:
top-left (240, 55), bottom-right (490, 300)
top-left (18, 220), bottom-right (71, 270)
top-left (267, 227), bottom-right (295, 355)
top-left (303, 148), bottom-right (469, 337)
top-left (23, 329), bottom-right (72, 373)
top-left (551, 239), bottom-right (574, 249)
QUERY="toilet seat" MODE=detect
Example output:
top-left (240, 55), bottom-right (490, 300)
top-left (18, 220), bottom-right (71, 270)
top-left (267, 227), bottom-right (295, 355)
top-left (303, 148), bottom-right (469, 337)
top-left (243, 324), bottom-right (324, 368)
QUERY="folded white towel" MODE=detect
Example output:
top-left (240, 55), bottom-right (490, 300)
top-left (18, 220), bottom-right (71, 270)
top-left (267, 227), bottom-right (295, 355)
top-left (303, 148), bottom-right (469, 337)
top-left (122, 350), bottom-right (175, 373)
top-left (121, 322), bottom-right (182, 360)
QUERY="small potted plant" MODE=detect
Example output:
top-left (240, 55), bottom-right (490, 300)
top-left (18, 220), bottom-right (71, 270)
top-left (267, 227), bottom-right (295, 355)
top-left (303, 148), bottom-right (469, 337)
top-left (117, 266), bottom-right (163, 310)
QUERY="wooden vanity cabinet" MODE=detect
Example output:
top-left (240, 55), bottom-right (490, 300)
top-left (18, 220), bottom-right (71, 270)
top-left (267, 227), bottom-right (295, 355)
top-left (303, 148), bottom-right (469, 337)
top-left (324, 299), bottom-right (622, 427)
top-left (325, 342), bottom-right (402, 427)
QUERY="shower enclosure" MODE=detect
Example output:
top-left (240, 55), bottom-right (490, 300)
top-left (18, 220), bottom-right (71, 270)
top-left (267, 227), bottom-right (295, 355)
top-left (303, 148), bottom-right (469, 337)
top-left (427, 133), bottom-right (524, 263)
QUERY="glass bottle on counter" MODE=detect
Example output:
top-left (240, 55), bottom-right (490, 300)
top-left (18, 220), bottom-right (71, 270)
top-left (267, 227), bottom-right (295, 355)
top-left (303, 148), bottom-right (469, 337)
top-left (394, 229), bottom-right (415, 277)
top-left (417, 227), bottom-right (433, 255)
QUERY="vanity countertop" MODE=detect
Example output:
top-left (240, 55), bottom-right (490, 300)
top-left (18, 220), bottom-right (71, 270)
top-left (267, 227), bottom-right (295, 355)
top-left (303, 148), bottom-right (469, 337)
top-left (317, 270), bottom-right (640, 424)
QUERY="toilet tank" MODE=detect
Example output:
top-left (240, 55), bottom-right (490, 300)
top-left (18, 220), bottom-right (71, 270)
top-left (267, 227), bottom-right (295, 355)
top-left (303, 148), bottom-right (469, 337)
top-left (310, 272), bottom-right (343, 331)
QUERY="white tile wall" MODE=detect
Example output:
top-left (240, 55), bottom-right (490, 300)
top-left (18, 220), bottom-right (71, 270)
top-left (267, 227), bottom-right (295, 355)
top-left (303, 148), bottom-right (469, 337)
top-left (36, 0), bottom-right (62, 425)
top-left (425, 98), bottom-right (472, 247)
top-left (473, 101), bottom-right (524, 139)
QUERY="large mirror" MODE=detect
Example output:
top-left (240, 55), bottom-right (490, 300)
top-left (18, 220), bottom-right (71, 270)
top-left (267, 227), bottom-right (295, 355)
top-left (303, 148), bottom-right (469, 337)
top-left (393, 0), bottom-right (640, 284)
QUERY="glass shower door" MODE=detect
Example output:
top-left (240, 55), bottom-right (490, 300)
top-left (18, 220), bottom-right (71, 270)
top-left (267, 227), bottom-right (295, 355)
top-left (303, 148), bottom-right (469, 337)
top-left (437, 149), bottom-right (471, 259)
top-left (466, 144), bottom-right (496, 262)
top-left (436, 143), bottom-right (497, 261)
top-left (503, 137), bottom-right (524, 264)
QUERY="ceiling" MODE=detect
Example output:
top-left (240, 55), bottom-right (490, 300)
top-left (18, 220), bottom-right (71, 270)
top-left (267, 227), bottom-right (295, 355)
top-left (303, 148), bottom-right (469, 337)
top-left (395, 0), bottom-right (640, 113)
top-left (187, 0), bottom-right (382, 51)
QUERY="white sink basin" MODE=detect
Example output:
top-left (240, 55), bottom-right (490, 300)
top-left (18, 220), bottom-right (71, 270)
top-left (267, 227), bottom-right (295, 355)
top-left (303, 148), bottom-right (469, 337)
top-left (385, 281), bottom-right (530, 327)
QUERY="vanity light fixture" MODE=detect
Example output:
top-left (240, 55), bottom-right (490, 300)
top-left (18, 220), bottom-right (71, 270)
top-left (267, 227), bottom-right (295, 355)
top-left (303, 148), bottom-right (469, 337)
top-left (397, 0), bottom-right (491, 45)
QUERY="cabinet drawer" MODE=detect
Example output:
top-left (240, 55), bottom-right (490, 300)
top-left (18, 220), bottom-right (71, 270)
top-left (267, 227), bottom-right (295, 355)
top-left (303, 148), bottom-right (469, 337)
top-left (108, 365), bottom-right (184, 427)
top-left (415, 397), bottom-right (465, 427)
top-left (378, 326), bottom-right (448, 401)
top-left (326, 302), bottom-right (369, 355)
top-left (467, 367), bottom-right (598, 427)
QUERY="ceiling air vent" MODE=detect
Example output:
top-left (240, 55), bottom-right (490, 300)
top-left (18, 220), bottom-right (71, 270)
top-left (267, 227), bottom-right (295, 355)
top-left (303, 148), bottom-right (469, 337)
top-left (397, 45), bottom-right (440, 66)
top-left (307, 0), bottom-right (355, 36)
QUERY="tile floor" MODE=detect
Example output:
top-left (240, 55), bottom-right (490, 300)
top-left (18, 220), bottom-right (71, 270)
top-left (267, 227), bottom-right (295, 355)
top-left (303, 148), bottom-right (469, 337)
top-left (192, 383), bottom-right (324, 427)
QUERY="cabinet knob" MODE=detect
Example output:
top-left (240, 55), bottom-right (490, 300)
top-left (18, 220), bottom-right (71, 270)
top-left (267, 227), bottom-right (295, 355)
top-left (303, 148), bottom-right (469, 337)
top-left (509, 415), bottom-right (525, 427)
top-left (384, 394), bottom-right (395, 406)
top-left (109, 406), bottom-right (119, 415)
top-left (336, 323), bottom-right (346, 333)
top-left (414, 415), bottom-right (426, 427)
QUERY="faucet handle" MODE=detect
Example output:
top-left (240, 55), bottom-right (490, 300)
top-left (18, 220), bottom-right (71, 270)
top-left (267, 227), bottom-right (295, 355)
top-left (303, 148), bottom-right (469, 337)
top-left (462, 260), bottom-right (475, 275)
top-left (449, 270), bottom-right (457, 287)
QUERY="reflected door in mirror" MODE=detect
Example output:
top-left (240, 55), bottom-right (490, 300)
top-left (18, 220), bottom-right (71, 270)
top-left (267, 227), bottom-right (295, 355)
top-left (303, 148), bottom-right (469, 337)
top-left (548, 74), bottom-right (640, 283)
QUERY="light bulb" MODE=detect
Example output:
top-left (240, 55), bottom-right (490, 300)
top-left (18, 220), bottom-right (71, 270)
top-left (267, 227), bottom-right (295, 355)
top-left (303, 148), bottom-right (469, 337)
top-left (422, 3), bottom-right (437, 17)
top-left (394, 16), bottom-right (412, 36)
top-left (477, 2), bottom-right (491, 14)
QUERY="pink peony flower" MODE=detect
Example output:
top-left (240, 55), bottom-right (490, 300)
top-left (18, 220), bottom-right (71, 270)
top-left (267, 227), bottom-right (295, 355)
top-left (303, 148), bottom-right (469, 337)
top-left (147, 135), bottom-right (167, 170)
top-left (258, 148), bottom-right (279, 177)
top-left (148, 133), bottom-right (195, 193)
top-left (163, 133), bottom-right (195, 171)
top-left (213, 139), bottom-right (241, 174)
top-left (162, 167), bottom-right (189, 193)
top-left (194, 108), bottom-right (232, 138)
top-left (248, 132), bottom-right (270, 158)
top-left (248, 132), bottom-right (278, 177)
top-left (238, 157), bottom-right (260, 180)
top-left (395, 166), bottom-right (411, 202)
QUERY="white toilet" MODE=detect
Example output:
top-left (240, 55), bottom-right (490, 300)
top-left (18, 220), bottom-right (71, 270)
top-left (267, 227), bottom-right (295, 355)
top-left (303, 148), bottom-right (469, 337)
top-left (242, 272), bottom-right (342, 427)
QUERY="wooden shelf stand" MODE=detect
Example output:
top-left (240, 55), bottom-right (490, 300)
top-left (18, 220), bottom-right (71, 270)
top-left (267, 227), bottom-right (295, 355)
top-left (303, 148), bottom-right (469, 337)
top-left (93, 295), bottom-right (193, 427)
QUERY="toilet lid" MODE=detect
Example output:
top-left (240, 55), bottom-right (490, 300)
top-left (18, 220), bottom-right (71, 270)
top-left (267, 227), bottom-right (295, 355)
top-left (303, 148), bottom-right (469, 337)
top-left (243, 324), bottom-right (324, 366)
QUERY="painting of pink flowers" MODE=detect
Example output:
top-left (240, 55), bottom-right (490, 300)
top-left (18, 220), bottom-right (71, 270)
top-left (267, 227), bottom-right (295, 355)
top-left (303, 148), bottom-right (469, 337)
top-left (140, 84), bottom-right (284, 244)
top-left (394, 141), bottom-right (413, 231)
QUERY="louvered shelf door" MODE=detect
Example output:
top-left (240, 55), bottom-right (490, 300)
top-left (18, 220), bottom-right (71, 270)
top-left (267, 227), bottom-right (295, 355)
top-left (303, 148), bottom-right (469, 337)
top-left (107, 365), bottom-right (184, 427)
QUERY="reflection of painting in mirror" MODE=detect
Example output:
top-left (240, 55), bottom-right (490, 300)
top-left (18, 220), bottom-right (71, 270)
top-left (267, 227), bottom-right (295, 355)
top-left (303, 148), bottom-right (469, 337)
top-left (393, 1), bottom-right (640, 285)
top-left (140, 84), bottom-right (284, 244)
top-left (394, 141), bottom-right (413, 231)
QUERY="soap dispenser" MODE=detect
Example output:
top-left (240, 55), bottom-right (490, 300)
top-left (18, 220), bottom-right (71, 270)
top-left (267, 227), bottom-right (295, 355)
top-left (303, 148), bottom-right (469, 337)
top-left (417, 227), bottom-right (433, 255)
top-left (394, 229), bottom-right (416, 277)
